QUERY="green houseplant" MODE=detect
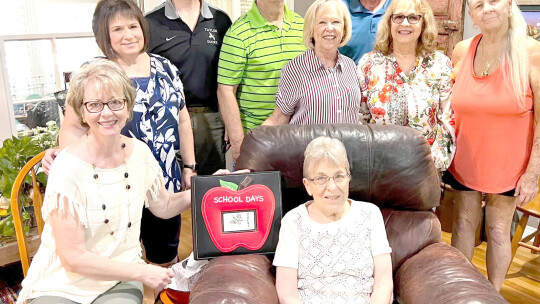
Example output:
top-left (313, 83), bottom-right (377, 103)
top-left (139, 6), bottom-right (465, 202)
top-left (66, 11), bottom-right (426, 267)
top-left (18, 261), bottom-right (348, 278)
top-left (0, 121), bottom-right (58, 240)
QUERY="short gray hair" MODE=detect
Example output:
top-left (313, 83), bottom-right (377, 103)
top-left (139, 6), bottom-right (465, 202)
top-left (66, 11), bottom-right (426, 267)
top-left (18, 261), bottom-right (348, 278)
top-left (303, 136), bottom-right (350, 178)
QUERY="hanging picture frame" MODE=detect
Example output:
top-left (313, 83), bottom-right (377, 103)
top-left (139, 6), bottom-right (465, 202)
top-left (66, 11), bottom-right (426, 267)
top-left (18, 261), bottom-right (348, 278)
top-left (520, 4), bottom-right (540, 40)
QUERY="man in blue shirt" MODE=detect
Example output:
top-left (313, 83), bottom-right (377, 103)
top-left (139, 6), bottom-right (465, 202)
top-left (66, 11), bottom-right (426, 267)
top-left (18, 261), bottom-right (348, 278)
top-left (340, 0), bottom-right (392, 63)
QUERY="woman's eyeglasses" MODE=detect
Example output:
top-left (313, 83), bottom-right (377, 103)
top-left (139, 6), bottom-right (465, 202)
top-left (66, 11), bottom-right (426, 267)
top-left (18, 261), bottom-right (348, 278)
top-left (391, 14), bottom-right (422, 24)
top-left (309, 173), bottom-right (350, 186)
top-left (84, 98), bottom-right (126, 113)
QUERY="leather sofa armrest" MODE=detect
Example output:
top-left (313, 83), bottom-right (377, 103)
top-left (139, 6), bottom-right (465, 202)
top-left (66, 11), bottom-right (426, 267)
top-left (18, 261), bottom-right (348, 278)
top-left (395, 243), bottom-right (507, 304)
top-left (190, 254), bottom-right (278, 304)
top-left (382, 209), bottom-right (442, 272)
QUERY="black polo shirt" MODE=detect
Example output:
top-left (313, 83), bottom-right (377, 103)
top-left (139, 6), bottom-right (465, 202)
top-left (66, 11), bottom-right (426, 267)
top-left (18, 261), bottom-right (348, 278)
top-left (146, 0), bottom-right (231, 109)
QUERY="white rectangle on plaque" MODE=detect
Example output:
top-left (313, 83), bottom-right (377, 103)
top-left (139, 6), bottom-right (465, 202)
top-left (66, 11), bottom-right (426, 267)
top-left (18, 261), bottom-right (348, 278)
top-left (222, 210), bottom-right (257, 233)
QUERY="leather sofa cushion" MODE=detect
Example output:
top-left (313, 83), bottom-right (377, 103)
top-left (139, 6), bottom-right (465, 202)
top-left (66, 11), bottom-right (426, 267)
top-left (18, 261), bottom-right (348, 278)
top-left (237, 124), bottom-right (440, 212)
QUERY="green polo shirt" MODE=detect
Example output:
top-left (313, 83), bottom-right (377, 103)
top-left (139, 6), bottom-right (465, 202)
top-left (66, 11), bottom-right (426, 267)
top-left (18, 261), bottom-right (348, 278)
top-left (217, 1), bottom-right (305, 132)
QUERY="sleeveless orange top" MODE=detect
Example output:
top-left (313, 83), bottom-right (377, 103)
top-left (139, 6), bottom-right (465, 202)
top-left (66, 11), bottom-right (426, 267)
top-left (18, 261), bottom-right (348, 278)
top-left (449, 35), bottom-right (534, 193)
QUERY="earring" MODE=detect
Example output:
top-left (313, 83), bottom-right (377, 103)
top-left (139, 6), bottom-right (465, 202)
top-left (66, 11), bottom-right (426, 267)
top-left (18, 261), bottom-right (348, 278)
top-left (473, 24), bottom-right (479, 30)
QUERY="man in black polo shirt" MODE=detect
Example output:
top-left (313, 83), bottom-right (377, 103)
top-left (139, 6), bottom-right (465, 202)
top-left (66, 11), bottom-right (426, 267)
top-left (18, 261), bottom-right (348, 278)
top-left (146, 0), bottom-right (231, 176)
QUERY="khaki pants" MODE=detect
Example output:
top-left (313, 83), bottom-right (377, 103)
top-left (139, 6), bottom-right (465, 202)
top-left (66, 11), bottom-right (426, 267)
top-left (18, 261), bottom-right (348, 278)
top-left (28, 281), bottom-right (143, 304)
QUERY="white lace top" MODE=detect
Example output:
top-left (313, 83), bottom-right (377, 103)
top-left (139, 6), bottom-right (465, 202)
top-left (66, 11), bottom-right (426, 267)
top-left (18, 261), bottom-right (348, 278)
top-left (17, 139), bottom-right (164, 304)
top-left (273, 200), bottom-right (392, 304)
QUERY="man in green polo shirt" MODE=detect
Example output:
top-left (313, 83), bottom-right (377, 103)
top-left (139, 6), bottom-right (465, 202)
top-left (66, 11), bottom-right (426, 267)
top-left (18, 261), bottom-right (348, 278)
top-left (217, 0), bottom-right (305, 161)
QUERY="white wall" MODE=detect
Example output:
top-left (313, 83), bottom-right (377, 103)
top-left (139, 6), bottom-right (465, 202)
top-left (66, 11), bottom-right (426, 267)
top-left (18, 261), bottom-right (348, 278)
top-left (463, 3), bottom-right (481, 40)
top-left (0, 59), bottom-right (15, 144)
top-left (294, 0), bottom-right (311, 16)
top-left (144, 0), bottom-right (164, 12)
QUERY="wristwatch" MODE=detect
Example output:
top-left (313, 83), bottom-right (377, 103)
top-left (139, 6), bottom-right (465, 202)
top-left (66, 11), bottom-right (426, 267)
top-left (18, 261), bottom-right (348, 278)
top-left (183, 164), bottom-right (198, 173)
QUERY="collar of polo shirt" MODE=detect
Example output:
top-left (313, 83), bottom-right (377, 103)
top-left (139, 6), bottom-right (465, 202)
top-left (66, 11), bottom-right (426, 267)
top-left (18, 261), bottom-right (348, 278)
top-left (164, 0), bottom-right (213, 21)
top-left (247, 1), bottom-right (294, 31)
top-left (348, 0), bottom-right (388, 15)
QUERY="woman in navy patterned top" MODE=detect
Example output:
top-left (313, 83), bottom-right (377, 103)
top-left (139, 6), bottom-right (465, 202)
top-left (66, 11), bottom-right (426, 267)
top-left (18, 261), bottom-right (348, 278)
top-left (45, 0), bottom-right (195, 265)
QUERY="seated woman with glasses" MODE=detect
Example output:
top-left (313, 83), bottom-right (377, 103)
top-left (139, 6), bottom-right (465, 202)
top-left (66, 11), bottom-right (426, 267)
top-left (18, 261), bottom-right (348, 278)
top-left (17, 59), bottom-right (198, 304)
top-left (273, 136), bottom-right (393, 304)
top-left (356, 0), bottom-right (455, 171)
top-left (43, 0), bottom-right (195, 267)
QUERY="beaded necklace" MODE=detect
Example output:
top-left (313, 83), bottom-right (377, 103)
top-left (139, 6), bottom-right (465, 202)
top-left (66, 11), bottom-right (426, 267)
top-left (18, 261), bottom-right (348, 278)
top-left (87, 134), bottom-right (132, 238)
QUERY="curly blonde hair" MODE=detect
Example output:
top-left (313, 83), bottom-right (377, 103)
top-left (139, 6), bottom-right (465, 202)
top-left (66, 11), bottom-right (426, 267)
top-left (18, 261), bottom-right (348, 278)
top-left (374, 0), bottom-right (438, 56)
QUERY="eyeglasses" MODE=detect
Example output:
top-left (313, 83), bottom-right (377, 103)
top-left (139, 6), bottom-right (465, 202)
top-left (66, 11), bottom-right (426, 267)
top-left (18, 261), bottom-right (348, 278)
top-left (391, 14), bottom-right (423, 24)
top-left (83, 98), bottom-right (126, 113)
top-left (309, 173), bottom-right (350, 186)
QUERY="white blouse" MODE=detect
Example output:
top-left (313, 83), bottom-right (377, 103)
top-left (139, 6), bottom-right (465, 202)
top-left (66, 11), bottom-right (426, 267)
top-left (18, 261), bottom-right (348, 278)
top-left (18, 139), bottom-right (163, 304)
top-left (273, 200), bottom-right (392, 304)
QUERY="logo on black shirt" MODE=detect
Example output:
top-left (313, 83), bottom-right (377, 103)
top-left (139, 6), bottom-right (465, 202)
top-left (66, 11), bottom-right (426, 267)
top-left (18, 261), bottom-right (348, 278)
top-left (205, 28), bottom-right (218, 45)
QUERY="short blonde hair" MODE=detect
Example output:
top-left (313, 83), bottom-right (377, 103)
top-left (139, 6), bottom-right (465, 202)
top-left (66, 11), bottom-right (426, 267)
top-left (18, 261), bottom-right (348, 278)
top-left (374, 0), bottom-right (438, 56)
top-left (67, 59), bottom-right (136, 127)
top-left (303, 0), bottom-right (352, 50)
top-left (303, 136), bottom-right (350, 178)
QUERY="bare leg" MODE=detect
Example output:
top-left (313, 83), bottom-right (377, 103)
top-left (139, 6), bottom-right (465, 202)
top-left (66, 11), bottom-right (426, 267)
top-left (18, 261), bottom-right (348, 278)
top-left (451, 190), bottom-right (483, 260)
top-left (484, 194), bottom-right (516, 291)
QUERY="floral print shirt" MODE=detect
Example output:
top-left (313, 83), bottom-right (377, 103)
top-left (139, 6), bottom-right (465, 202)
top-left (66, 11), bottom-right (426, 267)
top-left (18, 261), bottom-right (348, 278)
top-left (356, 50), bottom-right (455, 170)
top-left (122, 54), bottom-right (184, 192)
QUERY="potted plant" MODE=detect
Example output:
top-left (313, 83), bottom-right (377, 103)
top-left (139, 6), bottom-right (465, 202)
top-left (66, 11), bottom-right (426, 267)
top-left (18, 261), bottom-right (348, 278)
top-left (0, 121), bottom-right (58, 242)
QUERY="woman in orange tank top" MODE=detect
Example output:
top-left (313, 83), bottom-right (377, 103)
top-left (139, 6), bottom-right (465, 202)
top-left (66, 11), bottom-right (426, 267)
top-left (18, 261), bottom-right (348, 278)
top-left (448, 0), bottom-right (540, 291)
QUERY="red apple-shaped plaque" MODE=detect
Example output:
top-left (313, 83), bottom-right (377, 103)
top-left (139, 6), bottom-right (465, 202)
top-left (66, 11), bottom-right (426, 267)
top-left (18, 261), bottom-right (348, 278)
top-left (201, 185), bottom-right (275, 252)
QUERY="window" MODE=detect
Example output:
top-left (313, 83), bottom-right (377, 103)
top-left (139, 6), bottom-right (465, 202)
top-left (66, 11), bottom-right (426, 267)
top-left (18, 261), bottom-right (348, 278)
top-left (0, 1), bottom-right (99, 136)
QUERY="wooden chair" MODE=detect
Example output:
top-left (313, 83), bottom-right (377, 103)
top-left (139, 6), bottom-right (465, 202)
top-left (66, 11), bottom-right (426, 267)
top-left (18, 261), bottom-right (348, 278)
top-left (509, 185), bottom-right (540, 272)
top-left (10, 151), bottom-right (46, 276)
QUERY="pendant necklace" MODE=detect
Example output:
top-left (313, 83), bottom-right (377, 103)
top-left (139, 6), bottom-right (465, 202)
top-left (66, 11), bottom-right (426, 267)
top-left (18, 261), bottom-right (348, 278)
top-left (385, 55), bottom-right (420, 126)
top-left (87, 133), bottom-right (132, 239)
top-left (479, 41), bottom-right (498, 77)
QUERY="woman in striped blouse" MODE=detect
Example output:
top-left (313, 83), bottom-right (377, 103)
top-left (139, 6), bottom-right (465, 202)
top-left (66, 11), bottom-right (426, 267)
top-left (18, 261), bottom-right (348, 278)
top-left (262, 0), bottom-right (362, 126)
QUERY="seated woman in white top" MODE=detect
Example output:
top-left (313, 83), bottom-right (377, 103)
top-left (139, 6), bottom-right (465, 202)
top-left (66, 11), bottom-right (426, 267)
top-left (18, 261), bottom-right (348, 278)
top-left (262, 0), bottom-right (361, 126)
top-left (273, 136), bottom-right (393, 304)
top-left (17, 59), bottom-right (220, 304)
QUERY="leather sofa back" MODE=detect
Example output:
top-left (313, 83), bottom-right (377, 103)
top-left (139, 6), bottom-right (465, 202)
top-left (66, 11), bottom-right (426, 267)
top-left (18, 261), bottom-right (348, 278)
top-left (236, 124), bottom-right (440, 212)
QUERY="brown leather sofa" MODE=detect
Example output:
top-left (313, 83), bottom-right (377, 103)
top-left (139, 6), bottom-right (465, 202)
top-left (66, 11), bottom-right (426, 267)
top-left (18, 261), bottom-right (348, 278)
top-left (190, 124), bottom-right (507, 304)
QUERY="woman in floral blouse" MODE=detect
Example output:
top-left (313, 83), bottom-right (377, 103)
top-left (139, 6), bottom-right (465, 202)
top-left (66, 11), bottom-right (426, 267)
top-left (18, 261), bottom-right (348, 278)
top-left (356, 0), bottom-right (455, 171)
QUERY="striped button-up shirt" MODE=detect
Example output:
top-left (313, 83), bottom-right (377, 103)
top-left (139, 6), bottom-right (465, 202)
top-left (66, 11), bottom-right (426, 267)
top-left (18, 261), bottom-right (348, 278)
top-left (276, 49), bottom-right (362, 125)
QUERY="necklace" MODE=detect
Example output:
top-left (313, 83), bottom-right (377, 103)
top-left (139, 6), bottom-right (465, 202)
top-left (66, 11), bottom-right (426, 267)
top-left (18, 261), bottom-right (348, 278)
top-left (383, 55), bottom-right (420, 126)
top-left (479, 41), bottom-right (499, 77)
top-left (87, 134), bottom-right (132, 238)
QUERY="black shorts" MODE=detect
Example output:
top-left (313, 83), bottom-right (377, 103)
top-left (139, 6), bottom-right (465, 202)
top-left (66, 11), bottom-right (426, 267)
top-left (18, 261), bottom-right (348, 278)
top-left (442, 171), bottom-right (515, 197)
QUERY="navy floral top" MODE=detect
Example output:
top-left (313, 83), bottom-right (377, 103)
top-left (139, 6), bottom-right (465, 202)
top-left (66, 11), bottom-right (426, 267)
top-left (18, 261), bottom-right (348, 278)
top-left (122, 54), bottom-right (185, 193)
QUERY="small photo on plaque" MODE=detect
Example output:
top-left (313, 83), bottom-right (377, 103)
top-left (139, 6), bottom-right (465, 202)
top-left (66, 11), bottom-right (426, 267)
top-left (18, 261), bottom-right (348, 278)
top-left (222, 210), bottom-right (257, 233)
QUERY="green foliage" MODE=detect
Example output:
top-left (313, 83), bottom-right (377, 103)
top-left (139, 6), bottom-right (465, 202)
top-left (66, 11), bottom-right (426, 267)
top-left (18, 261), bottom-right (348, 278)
top-left (0, 215), bottom-right (15, 237)
top-left (0, 121), bottom-right (58, 239)
top-left (0, 136), bottom-right (41, 199)
top-left (19, 121), bottom-right (60, 151)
